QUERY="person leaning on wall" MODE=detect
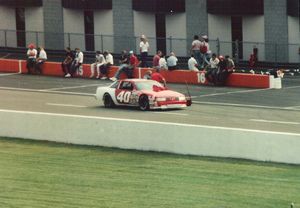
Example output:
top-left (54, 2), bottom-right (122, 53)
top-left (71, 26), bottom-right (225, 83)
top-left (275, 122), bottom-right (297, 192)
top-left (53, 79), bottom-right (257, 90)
top-left (26, 43), bottom-right (37, 74)
top-left (35, 46), bottom-right (47, 74)
top-left (62, 47), bottom-right (74, 78)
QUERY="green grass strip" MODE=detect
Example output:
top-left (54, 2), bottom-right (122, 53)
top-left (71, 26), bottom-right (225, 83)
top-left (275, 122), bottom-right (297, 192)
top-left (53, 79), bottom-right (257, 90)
top-left (0, 137), bottom-right (299, 208)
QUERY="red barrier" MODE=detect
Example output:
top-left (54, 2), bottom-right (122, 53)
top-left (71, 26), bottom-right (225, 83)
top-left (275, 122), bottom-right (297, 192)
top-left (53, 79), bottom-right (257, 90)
top-left (0, 59), bottom-right (21, 73)
top-left (226, 73), bottom-right (270, 88)
top-left (0, 59), bottom-right (271, 88)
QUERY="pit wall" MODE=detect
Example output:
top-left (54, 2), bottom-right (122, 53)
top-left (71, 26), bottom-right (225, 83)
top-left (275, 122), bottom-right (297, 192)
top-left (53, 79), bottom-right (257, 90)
top-left (0, 58), bottom-right (274, 89)
top-left (0, 109), bottom-right (299, 164)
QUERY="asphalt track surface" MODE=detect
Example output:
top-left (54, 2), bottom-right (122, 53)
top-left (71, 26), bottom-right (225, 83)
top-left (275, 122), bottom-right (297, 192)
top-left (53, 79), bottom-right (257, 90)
top-left (0, 72), bottom-right (300, 134)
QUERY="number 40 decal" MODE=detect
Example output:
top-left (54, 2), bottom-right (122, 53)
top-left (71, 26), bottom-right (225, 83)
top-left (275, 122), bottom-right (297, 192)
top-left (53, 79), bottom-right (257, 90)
top-left (117, 91), bottom-right (131, 103)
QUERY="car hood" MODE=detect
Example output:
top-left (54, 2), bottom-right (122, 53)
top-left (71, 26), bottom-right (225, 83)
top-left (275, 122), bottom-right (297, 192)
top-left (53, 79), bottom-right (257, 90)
top-left (140, 90), bottom-right (185, 97)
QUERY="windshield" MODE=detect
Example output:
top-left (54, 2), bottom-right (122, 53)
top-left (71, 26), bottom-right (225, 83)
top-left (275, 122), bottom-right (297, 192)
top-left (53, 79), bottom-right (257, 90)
top-left (135, 80), bottom-right (165, 91)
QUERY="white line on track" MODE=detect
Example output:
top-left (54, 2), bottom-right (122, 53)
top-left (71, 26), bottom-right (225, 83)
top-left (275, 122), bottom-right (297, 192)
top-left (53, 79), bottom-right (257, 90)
top-left (153, 112), bottom-right (189, 116)
top-left (192, 101), bottom-right (300, 111)
top-left (250, 119), bottom-right (300, 125)
top-left (284, 105), bottom-right (300, 110)
top-left (46, 103), bottom-right (88, 108)
top-left (194, 85), bottom-right (300, 99)
top-left (39, 83), bottom-right (107, 91)
top-left (198, 88), bottom-right (271, 98)
top-left (0, 73), bottom-right (20, 76)
top-left (0, 86), bottom-right (95, 96)
top-left (282, 85), bottom-right (300, 89)
top-left (41, 90), bottom-right (95, 96)
top-left (0, 108), bottom-right (299, 136)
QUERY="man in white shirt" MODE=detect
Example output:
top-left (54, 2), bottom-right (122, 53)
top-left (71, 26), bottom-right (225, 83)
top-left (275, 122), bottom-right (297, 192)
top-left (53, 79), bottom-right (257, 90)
top-left (159, 54), bottom-right (168, 70)
top-left (208, 53), bottom-right (219, 70)
top-left (191, 35), bottom-right (201, 66)
top-left (90, 51), bottom-right (106, 79)
top-left (167, 52), bottom-right (178, 70)
top-left (35, 47), bottom-right (47, 74)
top-left (69, 48), bottom-right (84, 77)
top-left (205, 53), bottom-right (220, 85)
top-left (100, 51), bottom-right (114, 79)
top-left (139, 34), bottom-right (149, 67)
top-left (26, 43), bottom-right (37, 74)
top-left (188, 54), bottom-right (199, 71)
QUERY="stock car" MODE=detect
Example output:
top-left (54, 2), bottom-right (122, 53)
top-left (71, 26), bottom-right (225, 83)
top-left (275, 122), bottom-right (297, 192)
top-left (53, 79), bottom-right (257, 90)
top-left (95, 79), bottom-right (192, 110)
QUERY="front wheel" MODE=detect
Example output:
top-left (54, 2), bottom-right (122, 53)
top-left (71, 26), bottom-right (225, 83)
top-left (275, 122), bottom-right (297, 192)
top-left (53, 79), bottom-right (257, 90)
top-left (186, 96), bottom-right (192, 106)
top-left (103, 93), bottom-right (115, 108)
top-left (139, 95), bottom-right (150, 111)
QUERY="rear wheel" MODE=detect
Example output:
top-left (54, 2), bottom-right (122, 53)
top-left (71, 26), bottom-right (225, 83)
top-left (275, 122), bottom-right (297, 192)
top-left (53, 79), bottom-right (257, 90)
top-left (139, 95), bottom-right (150, 111)
top-left (103, 93), bottom-right (115, 108)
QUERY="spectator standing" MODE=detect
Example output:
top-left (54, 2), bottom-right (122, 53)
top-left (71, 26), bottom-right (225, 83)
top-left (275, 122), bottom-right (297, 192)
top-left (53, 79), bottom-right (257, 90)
top-left (90, 51), bottom-right (106, 79)
top-left (191, 35), bottom-right (201, 66)
top-left (110, 50), bottom-right (129, 81)
top-left (152, 50), bottom-right (162, 71)
top-left (250, 47), bottom-right (258, 67)
top-left (167, 52), bottom-right (178, 70)
top-left (100, 51), bottom-right (114, 79)
top-left (188, 54), bottom-right (199, 71)
top-left (35, 46), bottom-right (47, 74)
top-left (159, 54), bottom-right (168, 70)
top-left (249, 53), bottom-right (257, 67)
top-left (199, 35), bottom-right (210, 68)
top-left (62, 47), bottom-right (74, 78)
top-left (139, 34), bottom-right (149, 67)
top-left (70, 48), bottom-right (84, 76)
top-left (26, 43), bottom-right (37, 74)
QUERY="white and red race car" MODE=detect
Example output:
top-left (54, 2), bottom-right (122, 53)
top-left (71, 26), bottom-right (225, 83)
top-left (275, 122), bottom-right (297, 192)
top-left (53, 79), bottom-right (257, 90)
top-left (95, 79), bottom-right (192, 110)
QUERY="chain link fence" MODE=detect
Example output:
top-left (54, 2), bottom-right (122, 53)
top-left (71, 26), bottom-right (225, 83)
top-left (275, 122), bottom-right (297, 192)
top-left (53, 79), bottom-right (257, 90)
top-left (0, 29), bottom-right (299, 64)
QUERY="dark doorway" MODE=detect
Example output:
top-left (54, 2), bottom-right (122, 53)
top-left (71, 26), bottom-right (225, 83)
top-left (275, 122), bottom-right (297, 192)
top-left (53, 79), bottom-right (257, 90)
top-left (84, 10), bottom-right (94, 51)
top-left (15, 8), bottom-right (26, 47)
top-left (155, 13), bottom-right (166, 55)
top-left (231, 16), bottom-right (243, 59)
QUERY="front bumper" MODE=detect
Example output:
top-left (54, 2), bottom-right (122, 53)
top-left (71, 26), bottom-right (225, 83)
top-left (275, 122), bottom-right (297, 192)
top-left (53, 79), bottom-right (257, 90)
top-left (150, 101), bottom-right (187, 109)
top-left (150, 104), bottom-right (187, 109)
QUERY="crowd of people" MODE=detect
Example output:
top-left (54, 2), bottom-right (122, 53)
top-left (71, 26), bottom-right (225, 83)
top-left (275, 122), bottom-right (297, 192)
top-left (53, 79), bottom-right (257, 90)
top-left (62, 47), bottom-right (114, 78)
top-left (26, 34), bottom-right (236, 86)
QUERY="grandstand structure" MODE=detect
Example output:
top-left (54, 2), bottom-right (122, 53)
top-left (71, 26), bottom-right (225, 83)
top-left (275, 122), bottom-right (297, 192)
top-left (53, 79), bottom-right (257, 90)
top-left (0, 0), bottom-right (299, 64)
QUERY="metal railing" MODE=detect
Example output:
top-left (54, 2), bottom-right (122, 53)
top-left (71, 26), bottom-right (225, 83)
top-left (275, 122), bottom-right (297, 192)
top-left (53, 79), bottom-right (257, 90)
top-left (0, 29), bottom-right (299, 64)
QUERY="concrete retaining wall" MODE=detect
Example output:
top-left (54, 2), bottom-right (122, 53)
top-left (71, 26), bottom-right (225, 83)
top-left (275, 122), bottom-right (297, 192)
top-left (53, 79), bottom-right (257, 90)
top-left (1, 109), bottom-right (299, 164)
top-left (0, 58), bottom-right (274, 88)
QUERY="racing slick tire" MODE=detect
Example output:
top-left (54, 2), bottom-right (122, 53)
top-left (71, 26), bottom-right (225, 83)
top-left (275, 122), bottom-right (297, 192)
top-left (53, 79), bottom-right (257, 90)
top-left (103, 93), bottom-right (115, 108)
top-left (139, 95), bottom-right (150, 111)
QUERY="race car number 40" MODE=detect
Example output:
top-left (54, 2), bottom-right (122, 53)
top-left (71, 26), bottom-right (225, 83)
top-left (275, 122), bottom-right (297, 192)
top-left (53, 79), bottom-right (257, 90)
top-left (117, 91), bottom-right (131, 103)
